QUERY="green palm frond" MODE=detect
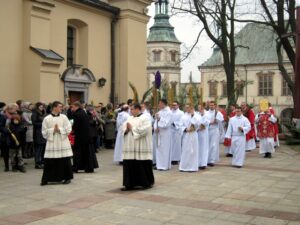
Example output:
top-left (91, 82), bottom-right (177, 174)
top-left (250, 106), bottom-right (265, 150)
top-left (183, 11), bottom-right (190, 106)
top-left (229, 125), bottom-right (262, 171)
top-left (128, 82), bottom-right (139, 103)
top-left (142, 87), bottom-right (153, 103)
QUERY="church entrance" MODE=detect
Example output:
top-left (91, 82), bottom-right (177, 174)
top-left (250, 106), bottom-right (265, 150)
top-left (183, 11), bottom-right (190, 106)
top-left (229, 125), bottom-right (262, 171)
top-left (69, 91), bottom-right (84, 103)
top-left (61, 65), bottom-right (96, 104)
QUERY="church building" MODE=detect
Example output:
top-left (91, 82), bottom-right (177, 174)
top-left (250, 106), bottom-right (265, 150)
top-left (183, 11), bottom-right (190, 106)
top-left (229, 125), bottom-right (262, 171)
top-left (0, 0), bottom-right (152, 104)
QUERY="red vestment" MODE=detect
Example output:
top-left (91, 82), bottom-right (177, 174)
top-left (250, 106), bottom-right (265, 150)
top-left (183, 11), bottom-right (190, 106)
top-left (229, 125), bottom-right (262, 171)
top-left (269, 107), bottom-right (279, 141)
top-left (257, 113), bottom-right (275, 138)
top-left (244, 109), bottom-right (256, 141)
top-left (229, 111), bottom-right (236, 118)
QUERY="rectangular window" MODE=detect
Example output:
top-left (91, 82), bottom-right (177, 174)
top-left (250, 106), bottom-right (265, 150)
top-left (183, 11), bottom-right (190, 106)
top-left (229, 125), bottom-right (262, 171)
top-left (209, 82), bottom-right (217, 97)
top-left (236, 81), bottom-right (244, 96)
top-left (258, 74), bottom-right (273, 96)
top-left (67, 26), bottom-right (75, 67)
top-left (282, 73), bottom-right (294, 96)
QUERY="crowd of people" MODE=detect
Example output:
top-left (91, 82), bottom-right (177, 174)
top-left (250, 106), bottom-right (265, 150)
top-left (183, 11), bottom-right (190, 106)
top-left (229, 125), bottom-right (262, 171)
top-left (0, 98), bottom-right (280, 189)
top-left (114, 99), bottom-right (280, 190)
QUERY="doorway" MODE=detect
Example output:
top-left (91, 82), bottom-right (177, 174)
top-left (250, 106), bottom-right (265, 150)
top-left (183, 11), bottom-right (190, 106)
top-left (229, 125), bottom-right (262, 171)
top-left (69, 91), bottom-right (84, 104)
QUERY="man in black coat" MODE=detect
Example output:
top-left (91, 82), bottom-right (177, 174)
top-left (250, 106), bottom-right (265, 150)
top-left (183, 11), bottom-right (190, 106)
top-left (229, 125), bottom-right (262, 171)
top-left (71, 101), bottom-right (99, 173)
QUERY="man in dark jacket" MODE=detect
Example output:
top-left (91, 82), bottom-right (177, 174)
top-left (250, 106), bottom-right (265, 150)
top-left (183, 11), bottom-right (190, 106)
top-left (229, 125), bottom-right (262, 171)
top-left (71, 101), bottom-right (99, 173)
top-left (0, 106), bottom-right (9, 171)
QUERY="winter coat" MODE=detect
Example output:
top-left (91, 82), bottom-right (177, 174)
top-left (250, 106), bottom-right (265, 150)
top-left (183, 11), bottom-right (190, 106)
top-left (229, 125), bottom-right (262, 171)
top-left (7, 121), bottom-right (27, 149)
top-left (22, 110), bottom-right (33, 142)
top-left (31, 109), bottom-right (46, 144)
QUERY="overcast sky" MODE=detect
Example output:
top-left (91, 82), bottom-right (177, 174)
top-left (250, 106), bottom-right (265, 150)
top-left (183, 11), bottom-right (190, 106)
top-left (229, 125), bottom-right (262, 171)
top-left (147, 2), bottom-right (214, 83)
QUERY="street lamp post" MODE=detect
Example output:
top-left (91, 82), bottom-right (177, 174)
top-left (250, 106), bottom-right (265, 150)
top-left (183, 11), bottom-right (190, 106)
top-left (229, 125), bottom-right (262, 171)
top-left (294, 0), bottom-right (300, 119)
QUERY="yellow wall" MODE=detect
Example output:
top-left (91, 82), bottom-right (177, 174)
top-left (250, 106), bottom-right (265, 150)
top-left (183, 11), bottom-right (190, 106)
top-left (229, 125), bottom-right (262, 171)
top-left (0, 1), bottom-right (24, 103)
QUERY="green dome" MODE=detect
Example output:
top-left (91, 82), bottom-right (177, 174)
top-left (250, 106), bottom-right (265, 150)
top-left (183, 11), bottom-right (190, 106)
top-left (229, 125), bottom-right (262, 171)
top-left (147, 1), bottom-right (180, 43)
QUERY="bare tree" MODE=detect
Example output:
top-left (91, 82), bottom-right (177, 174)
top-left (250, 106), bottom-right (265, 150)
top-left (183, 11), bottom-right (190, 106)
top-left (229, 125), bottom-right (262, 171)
top-left (172, 0), bottom-right (242, 108)
top-left (232, 0), bottom-right (296, 102)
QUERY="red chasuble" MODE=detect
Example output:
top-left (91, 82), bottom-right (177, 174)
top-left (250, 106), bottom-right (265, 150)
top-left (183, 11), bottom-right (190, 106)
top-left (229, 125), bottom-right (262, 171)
top-left (257, 113), bottom-right (275, 138)
top-left (244, 109), bottom-right (256, 141)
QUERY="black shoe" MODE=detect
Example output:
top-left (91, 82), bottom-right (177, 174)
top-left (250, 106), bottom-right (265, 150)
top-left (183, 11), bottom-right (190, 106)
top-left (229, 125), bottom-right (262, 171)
top-left (18, 166), bottom-right (26, 173)
top-left (207, 163), bottom-right (215, 167)
top-left (171, 161), bottom-right (179, 165)
top-left (119, 162), bottom-right (123, 165)
top-left (120, 187), bottom-right (134, 191)
top-left (142, 185), bottom-right (153, 190)
top-left (12, 166), bottom-right (18, 172)
top-left (4, 167), bottom-right (9, 172)
top-left (40, 181), bottom-right (48, 186)
top-left (267, 153), bottom-right (272, 158)
top-left (35, 164), bottom-right (44, 169)
top-left (199, 166), bottom-right (206, 170)
top-left (62, 180), bottom-right (71, 184)
top-left (263, 153), bottom-right (268, 158)
top-left (226, 154), bottom-right (233, 157)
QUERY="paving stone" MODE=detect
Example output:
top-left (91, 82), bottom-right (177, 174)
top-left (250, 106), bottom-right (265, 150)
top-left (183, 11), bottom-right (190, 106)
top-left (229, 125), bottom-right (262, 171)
top-left (0, 146), bottom-right (299, 224)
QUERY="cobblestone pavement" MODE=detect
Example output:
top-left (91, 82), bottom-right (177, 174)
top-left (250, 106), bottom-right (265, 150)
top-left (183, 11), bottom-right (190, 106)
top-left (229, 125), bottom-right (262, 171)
top-left (0, 144), bottom-right (300, 225)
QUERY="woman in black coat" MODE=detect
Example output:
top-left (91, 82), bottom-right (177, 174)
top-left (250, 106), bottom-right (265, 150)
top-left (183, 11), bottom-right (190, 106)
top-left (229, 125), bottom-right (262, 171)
top-left (31, 102), bottom-right (46, 169)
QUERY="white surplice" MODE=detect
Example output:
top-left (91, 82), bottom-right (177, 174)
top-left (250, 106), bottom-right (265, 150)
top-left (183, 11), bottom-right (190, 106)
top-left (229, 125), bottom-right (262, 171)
top-left (179, 112), bottom-right (200, 172)
top-left (207, 110), bottom-right (224, 164)
top-left (197, 111), bottom-right (210, 167)
top-left (114, 111), bottom-right (130, 162)
top-left (153, 106), bottom-right (172, 170)
top-left (42, 114), bottom-right (73, 159)
top-left (170, 108), bottom-right (184, 161)
top-left (225, 115), bottom-right (251, 167)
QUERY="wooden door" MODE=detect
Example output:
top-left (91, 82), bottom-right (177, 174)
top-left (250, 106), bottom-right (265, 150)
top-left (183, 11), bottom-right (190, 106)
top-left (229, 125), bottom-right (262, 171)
top-left (69, 91), bottom-right (83, 104)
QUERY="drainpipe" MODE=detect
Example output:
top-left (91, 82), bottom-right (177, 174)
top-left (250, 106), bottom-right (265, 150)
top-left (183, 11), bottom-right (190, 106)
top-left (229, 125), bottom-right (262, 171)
top-left (110, 15), bottom-right (118, 104)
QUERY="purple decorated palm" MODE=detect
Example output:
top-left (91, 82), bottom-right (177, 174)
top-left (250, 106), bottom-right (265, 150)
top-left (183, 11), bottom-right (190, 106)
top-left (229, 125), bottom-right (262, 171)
top-left (155, 71), bottom-right (161, 89)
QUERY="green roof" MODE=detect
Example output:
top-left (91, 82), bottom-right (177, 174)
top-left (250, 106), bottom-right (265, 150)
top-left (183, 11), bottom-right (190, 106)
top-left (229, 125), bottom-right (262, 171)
top-left (201, 23), bottom-right (279, 67)
top-left (147, 14), bottom-right (180, 43)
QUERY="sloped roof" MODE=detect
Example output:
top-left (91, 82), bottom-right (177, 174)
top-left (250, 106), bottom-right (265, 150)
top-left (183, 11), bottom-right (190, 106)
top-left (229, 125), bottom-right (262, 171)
top-left (201, 23), bottom-right (279, 67)
top-left (30, 47), bottom-right (64, 61)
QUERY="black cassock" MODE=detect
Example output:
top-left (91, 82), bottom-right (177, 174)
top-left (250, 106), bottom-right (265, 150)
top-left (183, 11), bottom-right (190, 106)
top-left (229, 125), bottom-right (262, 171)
top-left (72, 108), bottom-right (99, 172)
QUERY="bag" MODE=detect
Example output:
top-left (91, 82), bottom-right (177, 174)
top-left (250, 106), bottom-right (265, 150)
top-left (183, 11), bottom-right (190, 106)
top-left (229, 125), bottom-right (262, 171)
top-left (224, 138), bottom-right (231, 147)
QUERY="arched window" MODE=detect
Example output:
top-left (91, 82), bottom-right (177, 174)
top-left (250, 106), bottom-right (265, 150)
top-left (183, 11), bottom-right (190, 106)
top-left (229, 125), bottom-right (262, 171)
top-left (171, 51), bottom-right (176, 62)
top-left (208, 80), bottom-right (218, 97)
top-left (67, 26), bottom-right (76, 67)
top-left (153, 50), bottom-right (161, 62)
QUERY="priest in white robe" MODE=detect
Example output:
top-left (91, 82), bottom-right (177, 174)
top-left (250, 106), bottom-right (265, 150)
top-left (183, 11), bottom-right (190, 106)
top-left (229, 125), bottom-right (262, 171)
top-left (41, 101), bottom-right (73, 186)
top-left (207, 101), bottom-right (224, 166)
top-left (225, 107), bottom-right (251, 168)
top-left (170, 101), bottom-right (184, 164)
top-left (179, 104), bottom-right (200, 172)
top-left (121, 103), bottom-right (154, 191)
top-left (197, 105), bottom-right (210, 169)
top-left (153, 99), bottom-right (172, 171)
top-left (114, 105), bottom-right (130, 163)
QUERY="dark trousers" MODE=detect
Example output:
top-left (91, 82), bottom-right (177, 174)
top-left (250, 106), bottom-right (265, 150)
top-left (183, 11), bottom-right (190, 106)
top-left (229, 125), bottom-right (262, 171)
top-left (1, 144), bottom-right (9, 169)
top-left (34, 144), bottom-right (45, 165)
